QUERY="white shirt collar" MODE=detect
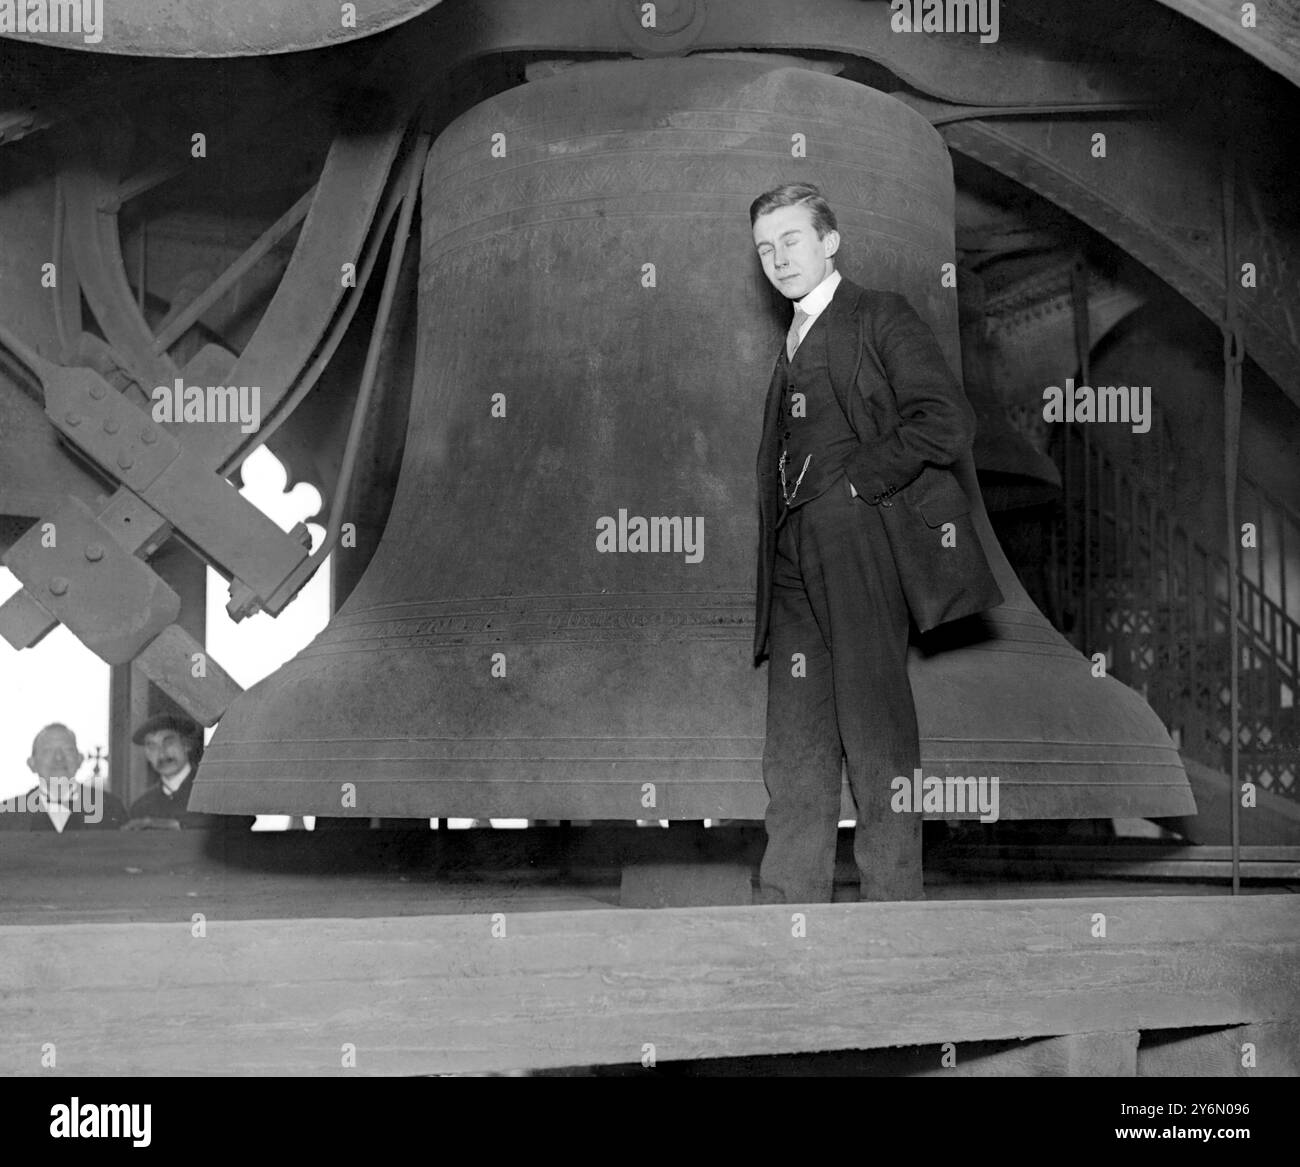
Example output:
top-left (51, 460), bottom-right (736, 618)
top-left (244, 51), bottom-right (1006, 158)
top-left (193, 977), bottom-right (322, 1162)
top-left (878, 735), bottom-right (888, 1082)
top-left (38, 782), bottom-right (74, 808)
top-left (160, 763), bottom-right (191, 797)
top-left (794, 267), bottom-right (841, 319)
top-left (37, 782), bottom-right (75, 832)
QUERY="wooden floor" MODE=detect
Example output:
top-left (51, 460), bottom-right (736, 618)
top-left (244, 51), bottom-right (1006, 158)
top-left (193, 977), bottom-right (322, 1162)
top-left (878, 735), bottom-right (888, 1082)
top-left (1, 827), bottom-right (1295, 925)
top-left (0, 830), bottom-right (1296, 1075)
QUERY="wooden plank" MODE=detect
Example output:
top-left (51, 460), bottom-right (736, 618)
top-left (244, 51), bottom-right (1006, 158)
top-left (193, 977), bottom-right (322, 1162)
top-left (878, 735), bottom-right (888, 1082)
top-left (929, 843), bottom-right (1300, 879)
top-left (0, 831), bottom-right (620, 927)
top-left (936, 858), bottom-right (1300, 880)
top-left (1138, 1021), bottom-right (1300, 1077)
top-left (0, 831), bottom-right (1288, 929)
top-left (936, 845), bottom-right (1300, 861)
top-left (0, 895), bottom-right (1296, 1075)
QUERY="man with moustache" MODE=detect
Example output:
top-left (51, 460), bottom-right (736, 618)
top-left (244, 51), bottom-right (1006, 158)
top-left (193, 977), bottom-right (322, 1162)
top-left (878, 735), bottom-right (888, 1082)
top-left (749, 182), bottom-right (998, 905)
top-left (126, 713), bottom-right (252, 830)
top-left (0, 723), bottom-right (127, 831)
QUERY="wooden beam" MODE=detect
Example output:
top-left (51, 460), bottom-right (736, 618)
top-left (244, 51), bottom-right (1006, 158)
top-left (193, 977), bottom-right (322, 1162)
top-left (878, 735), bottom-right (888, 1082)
top-left (0, 895), bottom-right (1295, 1075)
top-left (939, 845), bottom-right (1300, 861)
top-left (0, 831), bottom-right (1294, 929)
top-left (151, 185), bottom-right (315, 354)
top-left (930, 844), bottom-right (1300, 881)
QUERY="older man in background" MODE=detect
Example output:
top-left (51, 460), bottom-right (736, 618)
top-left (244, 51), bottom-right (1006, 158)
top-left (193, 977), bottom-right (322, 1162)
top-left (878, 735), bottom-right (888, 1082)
top-left (0, 723), bottom-right (127, 831)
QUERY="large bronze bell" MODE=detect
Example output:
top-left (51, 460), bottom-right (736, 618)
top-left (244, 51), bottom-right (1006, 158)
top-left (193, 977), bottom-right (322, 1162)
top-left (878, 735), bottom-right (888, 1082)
top-left (193, 59), bottom-right (1194, 823)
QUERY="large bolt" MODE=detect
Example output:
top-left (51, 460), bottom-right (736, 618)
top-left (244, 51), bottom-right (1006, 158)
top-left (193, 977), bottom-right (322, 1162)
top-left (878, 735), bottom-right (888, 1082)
top-left (140, 427), bottom-right (157, 445)
top-left (117, 451), bottom-right (134, 470)
top-left (48, 577), bottom-right (69, 597)
top-left (85, 543), bottom-right (105, 562)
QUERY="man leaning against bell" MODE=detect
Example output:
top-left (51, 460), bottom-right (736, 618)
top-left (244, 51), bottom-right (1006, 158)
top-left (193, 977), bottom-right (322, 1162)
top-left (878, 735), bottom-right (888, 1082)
top-left (749, 181), bottom-right (996, 905)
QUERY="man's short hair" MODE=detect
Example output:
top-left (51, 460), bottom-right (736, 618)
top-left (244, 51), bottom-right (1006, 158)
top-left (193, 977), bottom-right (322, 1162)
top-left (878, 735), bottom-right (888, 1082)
top-left (31, 722), bottom-right (76, 755)
top-left (749, 183), bottom-right (838, 238)
top-left (131, 713), bottom-right (202, 748)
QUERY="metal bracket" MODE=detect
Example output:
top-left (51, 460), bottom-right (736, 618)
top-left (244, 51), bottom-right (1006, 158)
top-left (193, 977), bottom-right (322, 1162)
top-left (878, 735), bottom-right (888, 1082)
top-left (1, 495), bottom-right (180, 665)
top-left (41, 361), bottom-right (310, 604)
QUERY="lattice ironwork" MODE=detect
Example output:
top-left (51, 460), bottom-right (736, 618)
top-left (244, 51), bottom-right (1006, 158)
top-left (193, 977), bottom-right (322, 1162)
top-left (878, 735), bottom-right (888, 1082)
top-left (1047, 418), bottom-right (1300, 802)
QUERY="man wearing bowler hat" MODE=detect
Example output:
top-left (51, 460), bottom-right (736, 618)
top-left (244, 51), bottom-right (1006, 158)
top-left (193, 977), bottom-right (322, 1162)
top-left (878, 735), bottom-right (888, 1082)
top-left (750, 182), bottom-right (1000, 904)
top-left (127, 712), bottom-right (251, 829)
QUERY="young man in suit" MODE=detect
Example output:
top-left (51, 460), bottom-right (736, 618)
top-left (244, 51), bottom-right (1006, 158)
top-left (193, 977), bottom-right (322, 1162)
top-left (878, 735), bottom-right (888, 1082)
top-left (750, 182), bottom-right (982, 904)
top-left (0, 723), bottom-right (128, 831)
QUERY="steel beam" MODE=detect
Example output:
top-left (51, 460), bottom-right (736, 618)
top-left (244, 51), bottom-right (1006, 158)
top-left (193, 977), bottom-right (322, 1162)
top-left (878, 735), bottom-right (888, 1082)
top-left (393, 0), bottom-right (1164, 109)
top-left (939, 115), bottom-right (1300, 407)
top-left (1153, 0), bottom-right (1300, 88)
top-left (0, 0), bottom-right (446, 58)
top-left (1, 0), bottom-right (1172, 108)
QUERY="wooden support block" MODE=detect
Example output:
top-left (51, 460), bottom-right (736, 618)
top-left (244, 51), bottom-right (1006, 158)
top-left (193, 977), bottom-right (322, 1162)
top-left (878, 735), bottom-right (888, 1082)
top-left (1138, 1021), bottom-right (1300, 1076)
top-left (0, 587), bottom-right (57, 650)
top-left (135, 623), bottom-right (242, 725)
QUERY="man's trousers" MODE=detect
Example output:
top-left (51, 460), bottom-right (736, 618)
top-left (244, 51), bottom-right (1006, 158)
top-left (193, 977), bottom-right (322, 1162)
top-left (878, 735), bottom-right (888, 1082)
top-left (758, 473), bottom-right (923, 903)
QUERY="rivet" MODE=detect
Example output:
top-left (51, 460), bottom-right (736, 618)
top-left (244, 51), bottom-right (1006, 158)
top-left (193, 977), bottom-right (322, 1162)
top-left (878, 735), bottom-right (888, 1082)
top-left (117, 452), bottom-right (134, 470)
top-left (65, 411), bottom-right (81, 427)
top-left (85, 543), bottom-right (105, 562)
top-left (48, 577), bottom-right (69, 597)
top-left (103, 418), bottom-right (120, 434)
top-left (88, 382), bottom-right (106, 400)
top-left (140, 427), bottom-right (157, 445)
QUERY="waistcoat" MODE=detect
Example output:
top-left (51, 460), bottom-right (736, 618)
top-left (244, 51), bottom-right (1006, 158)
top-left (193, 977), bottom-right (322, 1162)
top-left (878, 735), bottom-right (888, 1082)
top-left (777, 319), bottom-right (860, 508)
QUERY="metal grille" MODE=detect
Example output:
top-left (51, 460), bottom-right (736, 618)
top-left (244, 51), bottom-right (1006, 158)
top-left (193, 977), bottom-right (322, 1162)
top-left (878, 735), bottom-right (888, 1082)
top-left (1048, 418), bottom-right (1300, 802)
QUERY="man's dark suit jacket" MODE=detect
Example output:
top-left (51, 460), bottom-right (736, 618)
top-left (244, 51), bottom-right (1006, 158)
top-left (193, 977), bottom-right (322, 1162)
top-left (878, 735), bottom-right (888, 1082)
top-left (0, 787), bottom-right (128, 830)
top-left (129, 772), bottom-right (253, 830)
top-left (754, 275), bottom-right (981, 663)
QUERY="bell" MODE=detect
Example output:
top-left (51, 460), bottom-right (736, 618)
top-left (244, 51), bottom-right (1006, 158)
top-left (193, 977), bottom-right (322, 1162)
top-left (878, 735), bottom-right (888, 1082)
top-left (958, 266), bottom-right (1063, 507)
top-left (194, 59), bottom-right (1194, 824)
